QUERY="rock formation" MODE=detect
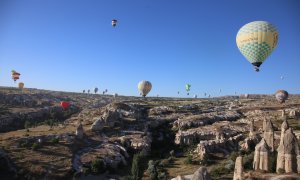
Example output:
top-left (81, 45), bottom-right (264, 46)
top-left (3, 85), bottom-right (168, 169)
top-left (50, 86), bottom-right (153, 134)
top-left (249, 119), bottom-right (255, 138)
top-left (263, 118), bottom-right (274, 152)
top-left (191, 167), bottom-right (211, 180)
top-left (75, 123), bottom-right (84, 139)
top-left (253, 138), bottom-right (269, 171)
top-left (195, 134), bottom-right (244, 158)
top-left (277, 119), bottom-right (300, 173)
top-left (90, 109), bottom-right (121, 131)
top-left (233, 156), bottom-right (243, 180)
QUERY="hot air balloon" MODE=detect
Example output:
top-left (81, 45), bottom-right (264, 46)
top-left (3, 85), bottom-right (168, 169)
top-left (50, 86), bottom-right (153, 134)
top-left (280, 76), bottom-right (284, 80)
top-left (83, 90), bottom-right (85, 93)
top-left (204, 92), bottom-right (207, 97)
top-left (194, 95), bottom-right (197, 98)
top-left (219, 89), bottom-right (222, 94)
top-left (87, 89), bottom-right (90, 94)
top-left (185, 84), bottom-right (191, 95)
top-left (11, 70), bottom-right (20, 82)
top-left (236, 21), bottom-right (279, 72)
top-left (112, 19), bottom-right (117, 27)
top-left (61, 101), bottom-right (70, 110)
top-left (138, 80), bottom-right (152, 97)
top-left (114, 93), bottom-right (118, 98)
top-left (18, 82), bottom-right (24, 90)
top-left (105, 89), bottom-right (108, 93)
top-left (94, 87), bottom-right (98, 94)
top-left (275, 90), bottom-right (288, 103)
top-left (177, 91), bottom-right (180, 94)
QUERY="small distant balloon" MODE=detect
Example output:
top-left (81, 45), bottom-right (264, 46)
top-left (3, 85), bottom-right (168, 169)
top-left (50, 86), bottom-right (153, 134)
top-left (194, 95), bottom-right (197, 98)
top-left (112, 19), bottom-right (118, 27)
top-left (204, 93), bottom-right (207, 97)
top-left (280, 76), bottom-right (284, 80)
top-left (138, 80), bottom-right (152, 97)
top-left (87, 89), bottom-right (90, 94)
top-left (61, 101), bottom-right (70, 110)
top-left (275, 90), bottom-right (288, 103)
top-left (114, 93), bottom-right (118, 98)
top-left (177, 91), bottom-right (180, 94)
top-left (11, 70), bottom-right (20, 82)
top-left (83, 90), bottom-right (85, 93)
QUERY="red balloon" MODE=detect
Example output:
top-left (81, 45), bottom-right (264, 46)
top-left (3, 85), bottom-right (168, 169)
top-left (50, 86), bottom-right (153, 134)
top-left (60, 101), bottom-right (70, 110)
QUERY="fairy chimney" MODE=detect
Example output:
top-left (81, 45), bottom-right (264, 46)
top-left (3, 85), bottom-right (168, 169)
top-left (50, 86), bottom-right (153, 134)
top-left (253, 138), bottom-right (269, 171)
top-left (263, 118), bottom-right (274, 152)
top-left (233, 156), bottom-right (243, 180)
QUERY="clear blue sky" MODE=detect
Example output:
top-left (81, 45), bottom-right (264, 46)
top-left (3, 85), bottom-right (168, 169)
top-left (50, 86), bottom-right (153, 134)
top-left (0, 0), bottom-right (299, 97)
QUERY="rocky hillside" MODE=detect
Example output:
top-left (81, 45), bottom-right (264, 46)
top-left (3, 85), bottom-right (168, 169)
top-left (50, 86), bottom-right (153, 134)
top-left (0, 86), bottom-right (300, 180)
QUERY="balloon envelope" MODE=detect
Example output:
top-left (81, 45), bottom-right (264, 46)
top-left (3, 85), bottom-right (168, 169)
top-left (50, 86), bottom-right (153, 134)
top-left (185, 84), bottom-right (191, 92)
top-left (112, 19), bottom-right (117, 27)
top-left (275, 90), bottom-right (288, 103)
top-left (138, 80), bottom-right (152, 97)
top-left (236, 21), bottom-right (279, 72)
top-left (61, 101), bottom-right (70, 110)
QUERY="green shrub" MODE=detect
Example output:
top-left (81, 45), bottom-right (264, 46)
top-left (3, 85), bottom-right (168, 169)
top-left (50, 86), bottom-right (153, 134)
top-left (91, 159), bottom-right (105, 174)
top-left (229, 151), bottom-right (239, 161)
top-left (81, 167), bottom-right (90, 175)
top-left (31, 143), bottom-right (40, 150)
top-left (51, 138), bottom-right (59, 144)
top-left (184, 155), bottom-right (193, 164)
top-left (224, 159), bottom-right (235, 170)
top-left (159, 159), bottom-right (170, 167)
top-left (277, 168), bottom-right (285, 174)
top-left (243, 151), bottom-right (254, 170)
top-left (131, 153), bottom-right (143, 180)
top-left (121, 176), bottom-right (133, 180)
top-left (210, 165), bottom-right (231, 178)
top-left (24, 121), bottom-right (31, 129)
top-left (269, 151), bottom-right (277, 173)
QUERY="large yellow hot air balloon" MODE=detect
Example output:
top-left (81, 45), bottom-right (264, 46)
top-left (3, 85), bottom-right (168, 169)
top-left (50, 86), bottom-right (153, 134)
top-left (275, 90), bottom-right (288, 103)
top-left (236, 21), bottom-right (279, 72)
top-left (18, 82), bottom-right (24, 90)
top-left (138, 80), bottom-right (152, 97)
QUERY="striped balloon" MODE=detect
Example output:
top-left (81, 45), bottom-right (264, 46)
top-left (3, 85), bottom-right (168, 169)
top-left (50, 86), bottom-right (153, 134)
top-left (138, 80), bottom-right (152, 97)
top-left (236, 21), bottom-right (279, 72)
top-left (275, 90), bottom-right (288, 103)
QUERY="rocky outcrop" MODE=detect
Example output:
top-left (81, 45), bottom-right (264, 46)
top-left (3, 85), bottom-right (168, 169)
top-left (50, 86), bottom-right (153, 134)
top-left (195, 134), bottom-right (244, 158)
top-left (233, 156), bottom-right (243, 180)
top-left (119, 132), bottom-right (152, 155)
top-left (276, 119), bottom-right (300, 173)
top-left (191, 167), bottom-right (211, 180)
top-left (76, 123), bottom-right (84, 139)
top-left (175, 121), bottom-right (248, 145)
top-left (253, 138), bottom-right (269, 171)
top-left (173, 111), bottom-right (242, 130)
top-left (263, 118), bottom-right (274, 152)
top-left (80, 142), bottom-right (128, 170)
top-left (90, 109), bottom-right (122, 131)
top-left (0, 106), bottom-right (78, 132)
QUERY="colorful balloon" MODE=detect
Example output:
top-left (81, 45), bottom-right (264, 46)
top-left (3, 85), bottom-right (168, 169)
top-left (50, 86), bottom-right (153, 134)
top-left (275, 90), bottom-right (288, 103)
top-left (138, 80), bottom-right (152, 97)
top-left (60, 101), bottom-right (70, 110)
top-left (11, 70), bottom-right (20, 82)
top-left (236, 21), bottom-right (279, 72)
